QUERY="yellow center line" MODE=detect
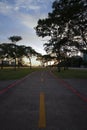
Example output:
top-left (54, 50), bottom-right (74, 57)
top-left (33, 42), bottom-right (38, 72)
top-left (38, 92), bottom-right (46, 128)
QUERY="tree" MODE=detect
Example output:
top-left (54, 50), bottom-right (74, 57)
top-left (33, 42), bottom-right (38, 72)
top-left (0, 43), bottom-right (11, 69)
top-left (42, 54), bottom-right (55, 67)
top-left (25, 46), bottom-right (38, 69)
top-left (35, 0), bottom-right (87, 71)
top-left (36, 53), bottom-right (44, 67)
top-left (16, 45), bottom-right (26, 67)
top-left (51, 0), bottom-right (87, 51)
top-left (8, 36), bottom-right (22, 43)
top-left (0, 43), bottom-right (40, 69)
top-left (8, 36), bottom-right (22, 70)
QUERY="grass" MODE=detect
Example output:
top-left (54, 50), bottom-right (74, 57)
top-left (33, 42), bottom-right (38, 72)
top-left (0, 67), bottom-right (39, 80)
top-left (0, 67), bottom-right (87, 80)
top-left (53, 68), bottom-right (87, 79)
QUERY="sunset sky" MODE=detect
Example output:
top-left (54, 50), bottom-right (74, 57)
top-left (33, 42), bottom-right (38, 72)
top-left (0, 0), bottom-right (54, 55)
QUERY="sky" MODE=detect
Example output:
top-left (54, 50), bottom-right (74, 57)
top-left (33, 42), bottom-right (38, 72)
top-left (0, 0), bottom-right (55, 55)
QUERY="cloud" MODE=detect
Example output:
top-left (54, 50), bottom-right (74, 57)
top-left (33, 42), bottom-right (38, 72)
top-left (15, 0), bottom-right (41, 11)
top-left (0, 1), bottom-right (12, 14)
top-left (0, 0), bottom-right (49, 28)
top-left (19, 13), bottom-right (37, 28)
top-left (0, 0), bottom-right (54, 54)
top-left (0, 0), bottom-right (54, 14)
top-left (18, 33), bottom-right (46, 54)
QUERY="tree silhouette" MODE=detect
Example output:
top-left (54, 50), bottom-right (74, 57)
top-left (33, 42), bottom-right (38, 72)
top-left (0, 43), bottom-right (39, 69)
top-left (8, 36), bottom-right (22, 70)
top-left (25, 46), bottom-right (38, 69)
top-left (35, 0), bottom-right (87, 71)
top-left (8, 36), bottom-right (22, 43)
top-left (0, 43), bottom-right (10, 69)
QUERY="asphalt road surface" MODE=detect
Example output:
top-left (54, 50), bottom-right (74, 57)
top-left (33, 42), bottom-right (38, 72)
top-left (0, 70), bottom-right (87, 130)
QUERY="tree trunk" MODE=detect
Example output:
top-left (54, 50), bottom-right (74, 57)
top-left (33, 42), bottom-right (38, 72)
top-left (57, 53), bottom-right (61, 72)
top-left (14, 58), bottom-right (16, 70)
top-left (57, 66), bottom-right (61, 72)
top-left (1, 60), bottom-right (3, 70)
top-left (28, 56), bottom-right (32, 69)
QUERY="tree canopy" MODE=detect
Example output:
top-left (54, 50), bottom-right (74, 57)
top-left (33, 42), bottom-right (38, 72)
top-left (8, 36), bottom-right (22, 43)
top-left (0, 43), bottom-right (40, 69)
top-left (35, 0), bottom-right (87, 70)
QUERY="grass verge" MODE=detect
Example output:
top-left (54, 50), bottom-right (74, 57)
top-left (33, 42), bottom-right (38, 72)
top-left (53, 68), bottom-right (87, 79)
top-left (0, 68), bottom-right (39, 80)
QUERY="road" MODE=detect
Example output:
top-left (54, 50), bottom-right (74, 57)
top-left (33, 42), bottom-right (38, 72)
top-left (0, 70), bottom-right (87, 130)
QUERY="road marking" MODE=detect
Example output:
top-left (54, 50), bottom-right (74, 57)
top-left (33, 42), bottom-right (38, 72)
top-left (51, 72), bottom-right (87, 103)
top-left (38, 92), bottom-right (46, 128)
top-left (0, 74), bottom-right (30, 95)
